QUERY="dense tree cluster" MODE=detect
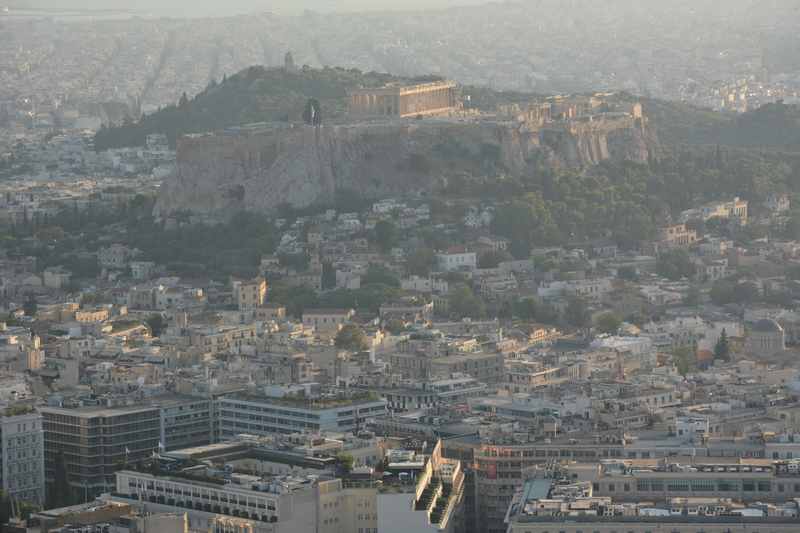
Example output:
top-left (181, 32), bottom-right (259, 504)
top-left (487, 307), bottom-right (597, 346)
top-left (334, 325), bottom-right (369, 352)
top-left (479, 145), bottom-right (800, 252)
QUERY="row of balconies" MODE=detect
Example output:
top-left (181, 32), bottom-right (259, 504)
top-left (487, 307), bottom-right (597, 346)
top-left (116, 492), bottom-right (279, 523)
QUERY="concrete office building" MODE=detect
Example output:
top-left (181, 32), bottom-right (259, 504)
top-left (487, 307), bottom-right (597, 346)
top-left (505, 477), bottom-right (800, 533)
top-left (151, 395), bottom-right (213, 451)
top-left (41, 405), bottom-right (161, 499)
top-left (216, 393), bottom-right (386, 440)
top-left (585, 458), bottom-right (800, 503)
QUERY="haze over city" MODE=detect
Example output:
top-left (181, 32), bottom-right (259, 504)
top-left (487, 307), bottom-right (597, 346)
top-left (2, 2), bottom-right (800, 533)
top-left (9, 0), bottom-right (495, 16)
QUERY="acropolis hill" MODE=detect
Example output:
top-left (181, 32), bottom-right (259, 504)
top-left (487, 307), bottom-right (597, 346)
top-left (152, 76), bottom-right (655, 217)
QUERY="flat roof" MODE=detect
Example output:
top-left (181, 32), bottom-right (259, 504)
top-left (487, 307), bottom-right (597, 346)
top-left (223, 392), bottom-right (385, 410)
top-left (34, 500), bottom-right (130, 518)
top-left (40, 404), bottom-right (159, 417)
top-left (522, 478), bottom-right (553, 502)
top-left (163, 441), bottom-right (252, 461)
top-left (147, 394), bottom-right (210, 408)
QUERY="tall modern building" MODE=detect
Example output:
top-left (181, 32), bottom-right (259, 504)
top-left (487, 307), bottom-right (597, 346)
top-left (41, 405), bottom-right (161, 501)
top-left (150, 395), bottom-right (213, 451)
top-left (0, 410), bottom-right (45, 504)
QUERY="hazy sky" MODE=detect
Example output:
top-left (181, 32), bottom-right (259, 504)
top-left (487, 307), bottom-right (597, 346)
top-left (13, 0), bottom-right (496, 16)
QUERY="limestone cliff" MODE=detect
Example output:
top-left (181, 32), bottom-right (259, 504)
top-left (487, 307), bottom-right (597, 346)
top-left (155, 115), bottom-right (654, 217)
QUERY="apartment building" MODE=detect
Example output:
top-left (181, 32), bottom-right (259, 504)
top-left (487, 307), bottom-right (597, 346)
top-left (0, 410), bottom-right (45, 504)
top-left (233, 277), bottom-right (268, 311)
top-left (536, 278), bottom-right (613, 302)
top-left (41, 405), bottom-right (161, 499)
top-left (436, 248), bottom-right (477, 272)
top-left (430, 351), bottom-right (506, 383)
top-left (658, 224), bottom-right (698, 248)
top-left (301, 309), bottom-right (355, 334)
top-left (360, 376), bottom-right (487, 412)
top-left (187, 324), bottom-right (257, 355)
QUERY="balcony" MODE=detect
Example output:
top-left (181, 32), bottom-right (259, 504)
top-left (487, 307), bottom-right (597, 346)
top-left (429, 482), bottom-right (451, 524)
top-left (414, 477), bottom-right (441, 511)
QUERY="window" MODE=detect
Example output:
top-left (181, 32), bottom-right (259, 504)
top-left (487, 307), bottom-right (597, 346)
top-left (691, 479), bottom-right (715, 492)
top-left (667, 479), bottom-right (690, 491)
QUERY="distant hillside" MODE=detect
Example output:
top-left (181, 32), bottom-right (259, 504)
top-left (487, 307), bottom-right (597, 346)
top-left (643, 99), bottom-right (800, 151)
top-left (93, 66), bottom-right (442, 150)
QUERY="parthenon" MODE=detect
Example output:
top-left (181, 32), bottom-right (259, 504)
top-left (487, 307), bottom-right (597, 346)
top-left (349, 81), bottom-right (459, 118)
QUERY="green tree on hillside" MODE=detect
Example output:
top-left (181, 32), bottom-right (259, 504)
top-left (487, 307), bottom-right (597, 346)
top-left (657, 249), bottom-right (695, 281)
top-left (146, 314), bottom-right (166, 337)
top-left (564, 296), bottom-right (590, 330)
top-left (335, 325), bottom-right (369, 352)
top-left (714, 329), bottom-right (731, 362)
top-left (373, 220), bottom-right (398, 253)
top-left (673, 346), bottom-right (693, 376)
top-left (406, 248), bottom-right (436, 276)
top-left (448, 284), bottom-right (485, 319)
top-left (594, 311), bottom-right (622, 335)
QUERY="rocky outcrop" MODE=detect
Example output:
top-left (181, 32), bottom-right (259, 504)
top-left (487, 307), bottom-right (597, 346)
top-left (155, 115), bottom-right (654, 217)
top-left (538, 116), bottom-right (653, 169)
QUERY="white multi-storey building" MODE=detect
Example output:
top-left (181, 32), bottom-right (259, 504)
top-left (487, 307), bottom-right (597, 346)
top-left (217, 393), bottom-right (387, 440)
top-left (0, 410), bottom-right (45, 504)
top-left (435, 248), bottom-right (477, 272)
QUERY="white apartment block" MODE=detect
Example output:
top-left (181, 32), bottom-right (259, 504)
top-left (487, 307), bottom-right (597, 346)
top-left (0, 411), bottom-right (45, 504)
